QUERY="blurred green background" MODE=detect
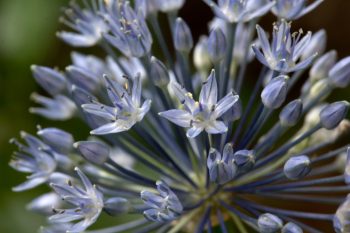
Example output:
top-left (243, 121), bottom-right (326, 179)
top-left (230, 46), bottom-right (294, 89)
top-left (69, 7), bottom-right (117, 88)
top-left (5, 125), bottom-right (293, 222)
top-left (0, 0), bottom-right (350, 232)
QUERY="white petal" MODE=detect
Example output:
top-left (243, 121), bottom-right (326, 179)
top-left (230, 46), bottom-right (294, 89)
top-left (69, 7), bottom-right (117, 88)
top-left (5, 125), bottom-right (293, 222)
top-left (159, 109), bottom-right (192, 127)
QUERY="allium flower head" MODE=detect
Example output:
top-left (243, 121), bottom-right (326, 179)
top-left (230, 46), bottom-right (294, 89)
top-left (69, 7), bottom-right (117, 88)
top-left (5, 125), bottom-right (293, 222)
top-left (10, 0), bottom-right (350, 232)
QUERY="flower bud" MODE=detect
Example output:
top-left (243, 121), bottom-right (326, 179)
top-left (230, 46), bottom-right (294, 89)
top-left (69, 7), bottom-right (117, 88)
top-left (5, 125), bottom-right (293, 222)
top-left (301, 29), bottom-right (326, 60)
top-left (258, 213), bottom-right (283, 233)
top-left (104, 197), bottom-right (130, 215)
top-left (194, 36), bottom-right (211, 72)
top-left (174, 18), bottom-right (193, 53)
top-left (37, 127), bottom-right (74, 153)
top-left (345, 148), bottom-right (350, 184)
top-left (74, 141), bottom-right (110, 165)
top-left (31, 65), bottom-right (66, 96)
top-left (320, 101), bottom-right (349, 130)
top-left (207, 28), bottom-right (227, 62)
top-left (261, 76), bottom-right (288, 109)
top-left (135, 0), bottom-right (158, 17)
top-left (150, 56), bottom-right (170, 87)
top-left (207, 145), bottom-right (236, 185)
top-left (279, 99), bottom-right (303, 127)
top-left (282, 222), bottom-right (303, 233)
top-left (329, 56), bottom-right (350, 88)
top-left (27, 192), bottom-right (61, 215)
top-left (222, 97), bottom-right (242, 122)
top-left (310, 50), bottom-right (337, 81)
top-left (154, 0), bottom-right (184, 12)
top-left (334, 194), bottom-right (350, 233)
top-left (233, 149), bottom-right (255, 172)
top-left (284, 155), bottom-right (311, 180)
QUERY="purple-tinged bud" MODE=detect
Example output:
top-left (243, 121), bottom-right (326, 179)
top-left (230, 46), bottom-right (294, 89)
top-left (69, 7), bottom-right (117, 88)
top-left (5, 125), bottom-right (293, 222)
top-left (104, 197), bottom-right (130, 215)
top-left (258, 213), bottom-right (283, 233)
top-left (320, 101), bottom-right (349, 130)
top-left (279, 99), bottom-right (303, 127)
top-left (329, 56), bottom-right (350, 88)
top-left (301, 29), bottom-right (326, 60)
top-left (233, 149), bottom-right (255, 172)
top-left (37, 127), bottom-right (74, 154)
top-left (261, 76), bottom-right (288, 109)
top-left (310, 50), bottom-right (337, 81)
top-left (207, 28), bottom-right (227, 62)
top-left (282, 222), bottom-right (303, 233)
top-left (284, 155), bottom-right (311, 180)
top-left (150, 56), bottom-right (170, 87)
top-left (31, 65), bottom-right (66, 96)
top-left (223, 97), bottom-right (242, 122)
top-left (74, 141), bottom-right (110, 165)
top-left (174, 18), bottom-right (193, 53)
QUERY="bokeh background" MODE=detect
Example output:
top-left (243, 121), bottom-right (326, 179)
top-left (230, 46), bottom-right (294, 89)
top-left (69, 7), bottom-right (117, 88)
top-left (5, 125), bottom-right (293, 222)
top-left (0, 0), bottom-right (350, 232)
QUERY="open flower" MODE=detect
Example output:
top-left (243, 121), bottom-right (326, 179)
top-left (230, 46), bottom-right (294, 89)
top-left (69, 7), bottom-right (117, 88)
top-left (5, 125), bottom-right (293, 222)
top-left (82, 74), bottom-right (151, 135)
top-left (253, 20), bottom-right (317, 73)
top-left (57, 1), bottom-right (109, 47)
top-left (50, 167), bottom-right (104, 233)
top-left (160, 70), bottom-right (239, 138)
top-left (203, 0), bottom-right (275, 23)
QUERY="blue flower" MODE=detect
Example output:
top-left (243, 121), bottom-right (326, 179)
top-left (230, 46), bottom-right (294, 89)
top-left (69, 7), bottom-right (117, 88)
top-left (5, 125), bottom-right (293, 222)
top-left (272, 0), bottom-right (324, 20)
top-left (82, 75), bottom-right (151, 135)
top-left (10, 1), bottom-right (350, 232)
top-left (203, 0), bottom-right (275, 23)
top-left (103, 1), bottom-right (153, 57)
top-left (253, 20), bottom-right (316, 73)
top-left (159, 70), bottom-right (239, 138)
top-left (49, 167), bottom-right (104, 233)
top-left (141, 181), bottom-right (183, 222)
top-left (57, 1), bottom-right (109, 47)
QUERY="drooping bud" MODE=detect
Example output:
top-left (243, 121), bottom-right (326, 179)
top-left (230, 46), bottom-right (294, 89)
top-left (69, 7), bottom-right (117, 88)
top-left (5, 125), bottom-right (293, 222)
top-left (31, 65), bottom-right (66, 96)
top-left (310, 50), bottom-right (337, 81)
top-left (37, 127), bottom-right (74, 154)
top-left (261, 76), bottom-right (288, 109)
top-left (284, 155), bottom-right (311, 180)
top-left (329, 56), bottom-right (350, 88)
top-left (301, 29), bottom-right (326, 60)
top-left (150, 56), bottom-right (170, 87)
top-left (258, 213), bottom-right (283, 233)
top-left (233, 149), bottom-right (255, 172)
top-left (320, 101), bottom-right (349, 130)
top-left (174, 18), bottom-right (193, 53)
top-left (74, 141), bottom-right (110, 165)
top-left (207, 28), bottom-right (227, 62)
top-left (279, 100), bottom-right (303, 127)
top-left (282, 222), bottom-right (303, 233)
top-left (104, 197), bottom-right (130, 215)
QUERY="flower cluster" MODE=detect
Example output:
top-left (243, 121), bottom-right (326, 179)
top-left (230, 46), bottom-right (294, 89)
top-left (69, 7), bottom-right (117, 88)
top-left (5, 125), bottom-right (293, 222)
top-left (10, 0), bottom-right (350, 232)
